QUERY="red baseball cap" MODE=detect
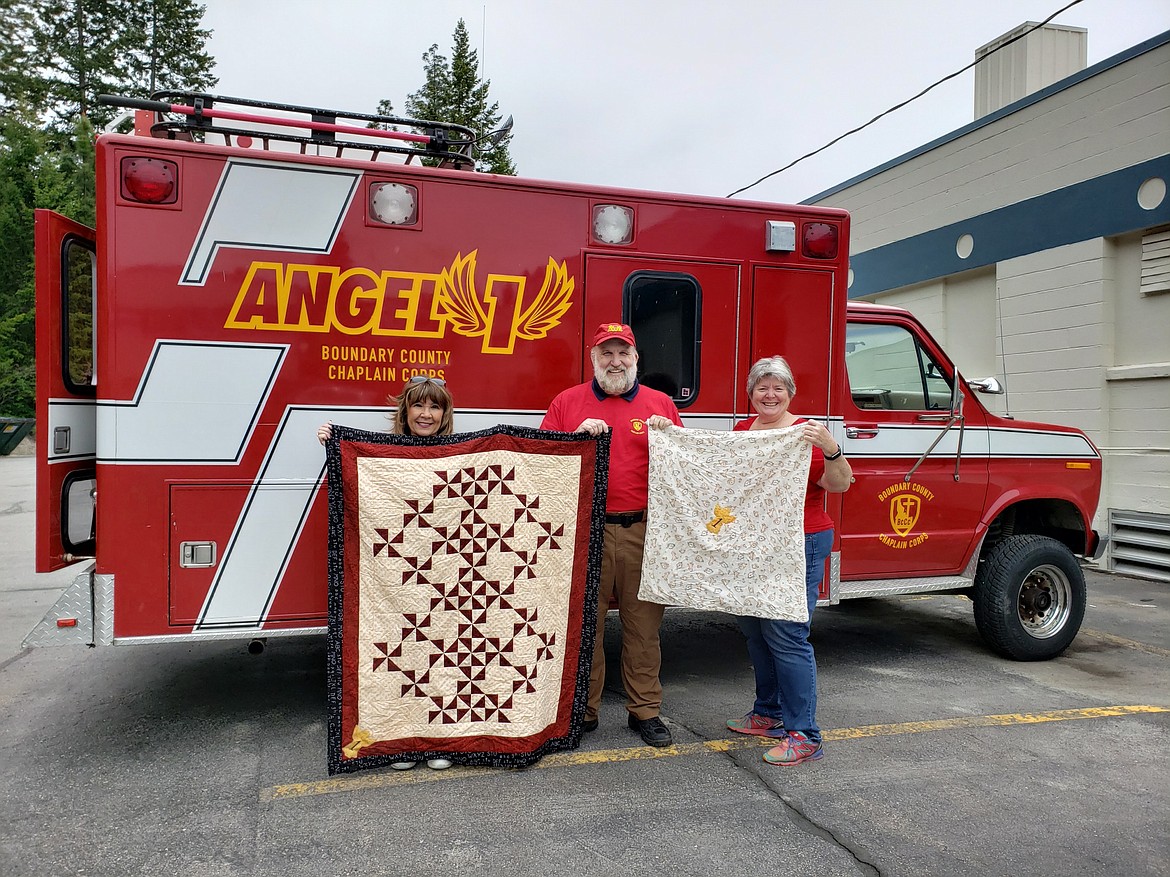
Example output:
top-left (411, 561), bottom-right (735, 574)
top-left (592, 321), bottom-right (636, 347)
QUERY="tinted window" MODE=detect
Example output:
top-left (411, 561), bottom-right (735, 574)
top-left (61, 470), bottom-right (96, 556)
top-left (845, 322), bottom-right (952, 411)
top-left (62, 237), bottom-right (96, 393)
top-left (624, 272), bottom-right (700, 407)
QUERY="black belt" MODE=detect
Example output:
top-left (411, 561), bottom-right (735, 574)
top-left (605, 510), bottom-right (645, 527)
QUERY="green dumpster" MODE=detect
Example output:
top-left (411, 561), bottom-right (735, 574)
top-left (0, 418), bottom-right (34, 455)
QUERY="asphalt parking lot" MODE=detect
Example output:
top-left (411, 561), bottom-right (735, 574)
top-left (1, 451), bottom-right (1168, 877)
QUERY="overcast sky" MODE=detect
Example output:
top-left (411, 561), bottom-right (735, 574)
top-left (197, 0), bottom-right (1169, 205)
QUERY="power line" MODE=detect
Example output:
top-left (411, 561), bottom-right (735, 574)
top-left (726, 0), bottom-right (1087, 199)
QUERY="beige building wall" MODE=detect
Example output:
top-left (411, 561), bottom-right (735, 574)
top-left (832, 40), bottom-right (1169, 253)
top-left (1103, 232), bottom-right (1170, 520)
top-left (995, 240), bottom-right (1110, 438)
top-left (813, 31), bottom-right (1170, 576)
top-left (867, 230), bottom-right (1170, 570)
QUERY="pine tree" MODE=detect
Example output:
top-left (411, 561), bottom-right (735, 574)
top-left (367, 99), bottom-right (399, 133)
top-left (0, 0), bottom-right (217, 417)
top-left (0, 0), bottom-right (49, 122)
top-left (26, 0), bottom-right (127, 129)
top-left (16, 0), bottom-right (217, 131)
top-left (0, 115), bottom-right (43, 417)
top-left (36, 115), bottom-right (97, 226)
top-left (121, 0), bottom-right (217, 97)
top-left (401, 19), bottom-right (515, 174)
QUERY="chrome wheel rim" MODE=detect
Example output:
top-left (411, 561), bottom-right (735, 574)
top-left (1017, 563), bottom-right (1072, 638)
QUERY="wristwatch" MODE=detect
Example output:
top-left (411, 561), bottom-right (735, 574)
top-left (823, 446), bottom-right (844, 461)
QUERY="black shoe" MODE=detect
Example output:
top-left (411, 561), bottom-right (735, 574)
top-left (582, 718), bottom-right (598, 733)
top-left (628, 713), bottom-right (672, 747)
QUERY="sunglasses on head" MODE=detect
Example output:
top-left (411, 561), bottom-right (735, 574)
top-left (408, 375), bottom-right (446, 387)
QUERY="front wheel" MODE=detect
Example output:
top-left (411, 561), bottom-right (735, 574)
top-left (972, 535), bottom-right (1087, 660)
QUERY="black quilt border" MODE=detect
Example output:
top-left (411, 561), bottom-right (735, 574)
top-left (325, 423), bottom-right (609, 775)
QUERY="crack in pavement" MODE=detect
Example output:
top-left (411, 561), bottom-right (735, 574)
top-left (668, 712), bottom-right (882, 876)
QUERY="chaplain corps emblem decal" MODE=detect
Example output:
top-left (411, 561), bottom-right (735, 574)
top-left (891, 495), bottom-right (920, 536)
top-left (877, 481), bottom-right (934, 549)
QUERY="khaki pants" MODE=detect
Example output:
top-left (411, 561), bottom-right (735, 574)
top-left (587, 520), bottom-right (665, 721)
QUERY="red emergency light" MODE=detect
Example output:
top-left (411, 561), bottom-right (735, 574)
top-left (120, 157), bottom-right (178, 204)
top-left (802, 222), bottom-right (838, 259)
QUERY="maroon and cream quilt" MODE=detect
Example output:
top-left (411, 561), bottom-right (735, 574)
top-left (325, 425), bottom-right (608, 775)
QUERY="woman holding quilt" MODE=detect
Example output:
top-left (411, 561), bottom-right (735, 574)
top-left (316, 374), bottom-right (456, 771)
top-left (726, 356), bottom-right (852, 765)
top-left (316, 374), bottom-right (454, 443)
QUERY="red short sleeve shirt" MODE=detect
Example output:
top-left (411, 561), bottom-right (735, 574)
top-left (541, 381), bottom-right (682, 512)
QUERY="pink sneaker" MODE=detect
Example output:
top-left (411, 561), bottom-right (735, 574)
top-left (726, 712), bottom-right (785, 736)
top-left (763, 732), bottom-right (824, 765)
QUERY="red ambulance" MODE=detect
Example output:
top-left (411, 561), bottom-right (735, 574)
top-left (27, 93), bottom-right (1103, 660)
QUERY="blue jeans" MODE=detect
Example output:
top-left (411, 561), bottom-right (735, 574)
top-left (736, 529), bottom-right (833, 744)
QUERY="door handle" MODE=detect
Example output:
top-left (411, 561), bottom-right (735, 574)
top-left (845, 425), bottom-right (879, 439)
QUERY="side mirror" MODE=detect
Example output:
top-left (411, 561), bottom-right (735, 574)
top-left (967, 376), bottom-right (1005, 395)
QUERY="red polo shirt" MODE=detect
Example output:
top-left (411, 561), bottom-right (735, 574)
top-left (542, 380), bottom-right (682, 512)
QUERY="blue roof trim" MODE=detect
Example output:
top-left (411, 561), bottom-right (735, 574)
top-left (803, 30), bottom-right (1170, 205)
top-left (847, 156), bottom-right (1170, 298)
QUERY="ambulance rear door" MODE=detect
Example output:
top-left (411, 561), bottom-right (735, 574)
top-left (34, 210), bottom-right (98, 572)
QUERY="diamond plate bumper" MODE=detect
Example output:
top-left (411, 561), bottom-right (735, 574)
top-left (22, 565), bottom-right (112, 648)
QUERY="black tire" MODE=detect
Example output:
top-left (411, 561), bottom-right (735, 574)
top-left (972, 534), bottom-right (1086, 661)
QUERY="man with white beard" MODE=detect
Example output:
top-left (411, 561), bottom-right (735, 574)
top-left (541, 322), bottom-right (683, 747)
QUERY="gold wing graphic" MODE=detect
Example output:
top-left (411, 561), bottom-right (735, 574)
top-left (436, 251), bottom-right (489, 338)
top-left (515, 258), bottom-right (575, 341)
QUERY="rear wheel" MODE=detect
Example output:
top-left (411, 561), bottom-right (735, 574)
top-left (972, 534), bottom-right (1086, 660)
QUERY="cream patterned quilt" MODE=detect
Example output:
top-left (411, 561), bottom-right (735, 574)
top-left (640, 425), bottom-right (811, 621)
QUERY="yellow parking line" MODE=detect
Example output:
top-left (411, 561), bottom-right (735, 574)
top-left (823, 704), bottom-right (1168, 739)
top-left (260, 704), bottom-right (1169, 802)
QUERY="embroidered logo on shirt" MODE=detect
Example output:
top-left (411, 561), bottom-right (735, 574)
top-left (705, 504), bottom-right (736, 534)
top-left (630, 418), bottom-right (646, 434)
